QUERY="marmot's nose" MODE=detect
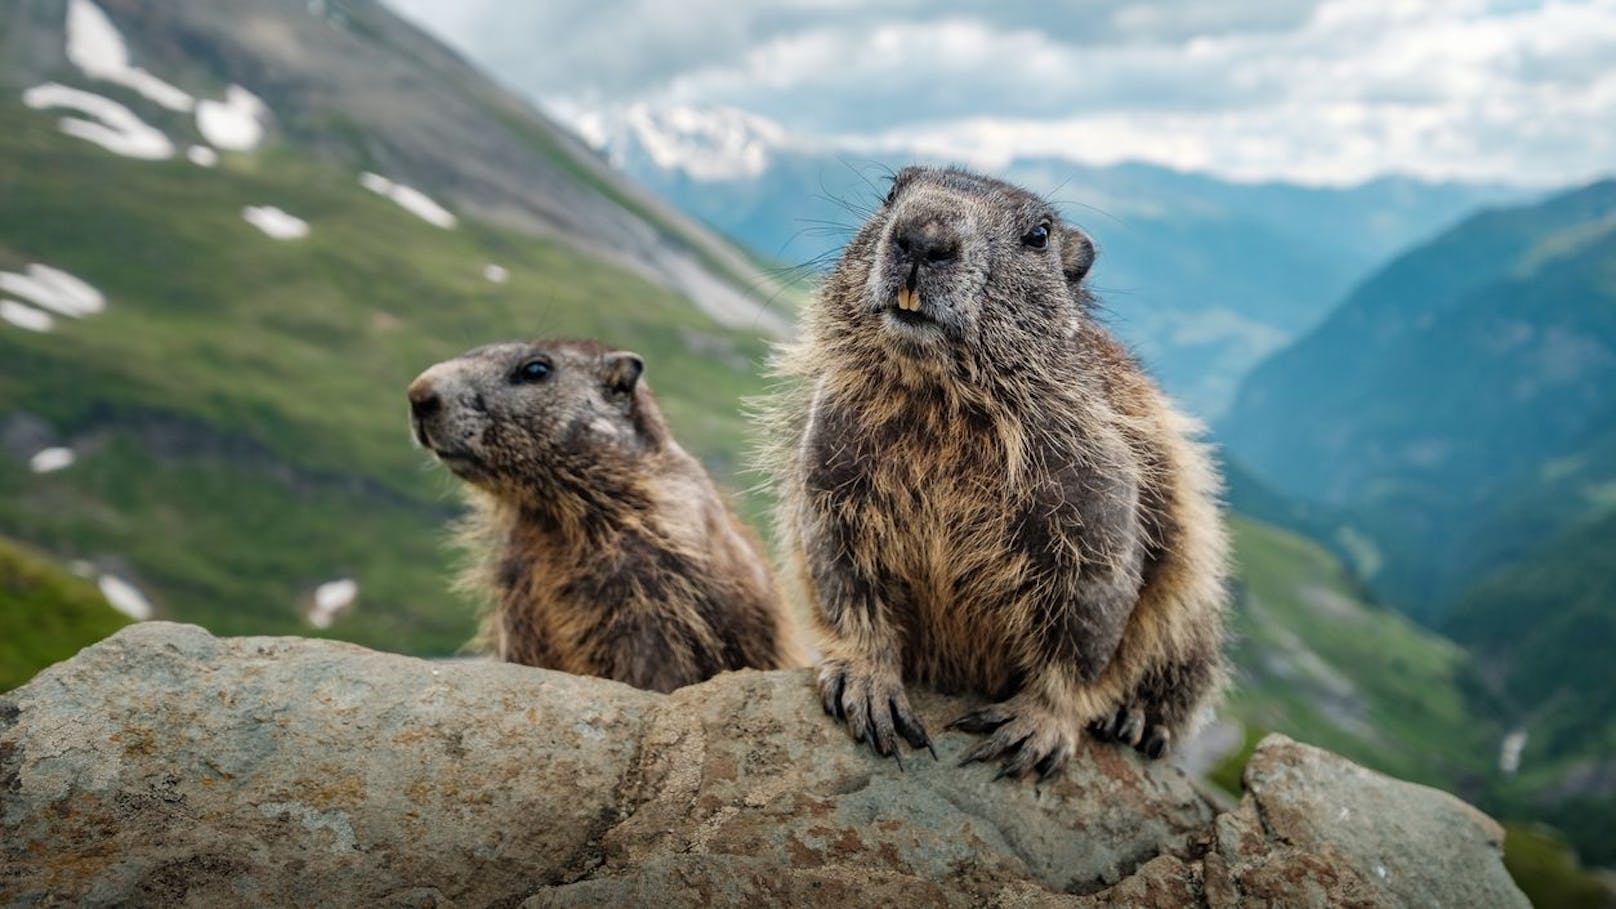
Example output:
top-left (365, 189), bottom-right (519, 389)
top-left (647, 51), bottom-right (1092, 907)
top-left (894, 218), bottom-right (960, 266)
top-left (407, 377), bottom-right (442, 418)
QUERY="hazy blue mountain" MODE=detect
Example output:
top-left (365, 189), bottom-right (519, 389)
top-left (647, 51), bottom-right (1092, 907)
top-left (582, 103), bottom-right (1529, 417)
top-left (1220, 180), bottom-right (1616, 868)
top-left (1221, 179), bottom-right (1616, 616)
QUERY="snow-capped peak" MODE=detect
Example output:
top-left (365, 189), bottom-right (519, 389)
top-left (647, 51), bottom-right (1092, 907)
top-left (563, 102), bottom-right (795, 183)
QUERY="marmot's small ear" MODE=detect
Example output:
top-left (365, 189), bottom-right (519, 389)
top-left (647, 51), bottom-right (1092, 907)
top-left (1061, 229), bottom-right (1095, 285)
top-left (604, 351), bottom-right (644, 397)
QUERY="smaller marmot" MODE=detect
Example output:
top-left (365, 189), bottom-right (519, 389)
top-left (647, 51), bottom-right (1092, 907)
top-left (409, 338), bottom-right (802, 692)
top-left (765, 166), bottom-right (1229, 778)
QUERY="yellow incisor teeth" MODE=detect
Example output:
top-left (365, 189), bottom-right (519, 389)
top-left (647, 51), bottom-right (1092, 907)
top-left (897, 287), bottom-right (921, 311)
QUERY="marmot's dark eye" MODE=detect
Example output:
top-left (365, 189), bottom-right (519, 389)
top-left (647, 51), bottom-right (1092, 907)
top-left (1023, 224), bottom-right (1050, 249)
top-left (513, 359), bottom-right (551, 383)
top-left (884, 184), bottom-right (899, 206)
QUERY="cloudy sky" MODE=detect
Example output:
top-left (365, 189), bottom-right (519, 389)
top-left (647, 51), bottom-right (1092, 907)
top-left (387, 0), bottom-right (1616, 186)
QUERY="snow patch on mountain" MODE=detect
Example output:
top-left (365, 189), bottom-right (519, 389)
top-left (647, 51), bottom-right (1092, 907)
top-left (1500, 729), bottom-right (1528, 775)
top-left (243, 206), bottom-right (311, 240)
top-left (1, 301), bottom-right (54, 333)
top-left (197, 86), bottom-right (270, 152)
top-left (359, 173), bottom-right (458, 228)
top-left (307, 578), bottom-right (357, 629)
top-left (0, 263), bottom-right (107, 318)
top-left (66, 0), bottom-right (195, 112)
top-left (22, 83), bottom-right (174, 159)
top-left (48, 2), bottom-right (273, 158)
top-left (98, 574), bottom-right (154, 621)
top-left (29, 447), bottom-right (76, 474)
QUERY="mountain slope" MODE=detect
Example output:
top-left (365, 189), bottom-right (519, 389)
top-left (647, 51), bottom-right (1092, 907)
top-left (1, 0), bottom-right (789, 335)
top-left (580, 103), bottom-right (1526, 416)
top-left (0, 0), bottom-right (781, 659)
top-left (1221, 179), bottom-right (1616, 615)
top-left (1220, 179), bottom-right (1616, 870)
top-left (1222, 516), bottom-right (1497, 792)
top-left (1446, 510), bottom-right (1616, 866)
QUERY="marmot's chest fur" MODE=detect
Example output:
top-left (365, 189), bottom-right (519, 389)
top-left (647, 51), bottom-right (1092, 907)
top-left (802, 379), bottom-right (1145, 694)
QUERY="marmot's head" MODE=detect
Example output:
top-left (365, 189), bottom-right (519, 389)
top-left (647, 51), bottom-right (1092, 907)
top-left (408, 338), bottom-right (661, 500)
top-left (825, 166), bottom-right (1096, 361)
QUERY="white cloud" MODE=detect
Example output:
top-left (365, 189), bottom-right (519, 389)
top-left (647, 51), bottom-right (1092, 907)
top-left (388, 0), bottom-right (1616, 185)
top-left (670, 0), bottom-right (1616, 184)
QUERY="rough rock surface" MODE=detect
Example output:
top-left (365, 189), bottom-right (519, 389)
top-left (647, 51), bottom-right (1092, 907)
top-left (1, 623), bottom-right (1527, 907)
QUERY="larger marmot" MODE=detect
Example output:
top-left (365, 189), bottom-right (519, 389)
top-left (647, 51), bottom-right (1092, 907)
top-left (410, 338), bottom-right (802, 692)
top-left (765, 167), bottom-right (1229, 778)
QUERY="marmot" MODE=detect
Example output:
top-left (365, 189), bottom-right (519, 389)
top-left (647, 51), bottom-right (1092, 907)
top-left (409, 338), bottom-right (802, 692)
top-left (765, 167), bottom-right (1229, 778)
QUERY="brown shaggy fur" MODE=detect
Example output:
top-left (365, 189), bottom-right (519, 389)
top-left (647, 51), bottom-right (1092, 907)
top-left (762, 167), bottom-right (1229, 776)
top-left (410, 338), bottom-right (803, 692)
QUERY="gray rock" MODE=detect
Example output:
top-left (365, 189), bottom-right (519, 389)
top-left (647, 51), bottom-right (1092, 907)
top-left (0, 623), bottom-right (1527, 907)
top-left (1204, 734), bottom-right (1529, 909)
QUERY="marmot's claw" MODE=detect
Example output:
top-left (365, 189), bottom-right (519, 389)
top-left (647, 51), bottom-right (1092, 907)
top-left (959, 728), bottom-right (1032, 768)
top-left (867, 693), bottom-right (898, 758)
top-left (947, 704), bottom-right (1012, 734)
top-left (1116, 710), bottom-right (1145, 747)
top-left (1035, 745), bottom-right (1069, 782)
top-left (817, 661), bottom-right (929, 764)
top-left (1140, 726), bottom-right (1172, 760)
top-left (890, 697), bottom-right (935, 756)
top-left (993, 737), bottom-right (1045, 780)
top-left (819, 668), bottom-right (846, 722)
top-left (1090, 704), bottom-right (1174, 760)
top-left (954, 696), bottom-right (1078, 781)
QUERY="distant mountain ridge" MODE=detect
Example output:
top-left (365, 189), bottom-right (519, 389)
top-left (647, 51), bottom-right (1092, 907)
top-left (1221, 178), bottom-right (1616, 868)
top-left (1222, 179), bottom-right (1616, 614)
top-left (574, 102), bottom-right (1530, 417)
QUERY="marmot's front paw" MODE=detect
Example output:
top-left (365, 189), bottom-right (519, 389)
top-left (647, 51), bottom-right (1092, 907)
top-left (818, 660), bottom-right (935, 765)
top-left (950, 694), bottom-right (1079, 781)
top-left (1089, 704), bottom-right (1173, 759)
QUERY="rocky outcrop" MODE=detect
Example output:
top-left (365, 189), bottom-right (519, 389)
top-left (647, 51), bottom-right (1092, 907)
top-left (0, 623), bottom-right (1527, 907)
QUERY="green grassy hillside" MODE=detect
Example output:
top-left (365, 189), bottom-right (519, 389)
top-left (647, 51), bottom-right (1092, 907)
top-left (1218, 517), bottom-right (1616, 904)
top-left (0, 535), bottom-right (130, 690)
top-left (1448, 510), bottom-right (1616, 866)
top-left (1503, 824), bottom-right (1615, 909)
top-left (1222, 516), bottom-right (1498, 790)
top-left (0, 102), bottom-right (771, 662)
